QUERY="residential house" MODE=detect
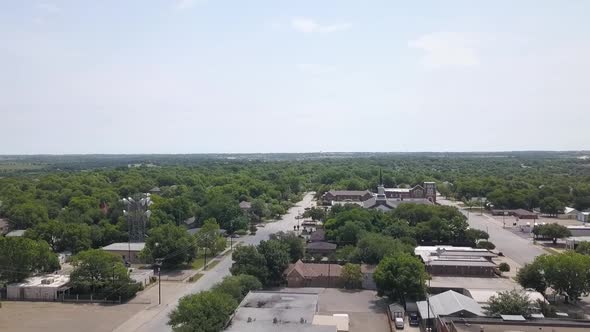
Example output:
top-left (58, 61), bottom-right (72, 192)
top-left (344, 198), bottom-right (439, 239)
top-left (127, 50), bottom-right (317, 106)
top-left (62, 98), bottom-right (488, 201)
top-left (306, 241), bottom-right (337, 256)
top-left (239, 201), bottom-right (252, 211)
top-left (310, 229), bottom-right (326, 242)
top-left (559, 207), bottom-right (579, 219)
top-left (148, 187), bottom-right (161, 195)
top-left (284, 260), bottom-right (342, 288)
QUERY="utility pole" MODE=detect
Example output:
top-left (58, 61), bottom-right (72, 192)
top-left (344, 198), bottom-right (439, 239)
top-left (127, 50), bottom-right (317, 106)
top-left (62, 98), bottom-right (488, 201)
top-left (155, 258), bottom-right (163, 305)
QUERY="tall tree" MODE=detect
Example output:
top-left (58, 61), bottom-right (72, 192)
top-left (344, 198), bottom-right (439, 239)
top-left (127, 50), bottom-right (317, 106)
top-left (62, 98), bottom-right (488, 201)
top-left (70, 249), bottom-right (139, 300)
top-left (0, 237), bottom-right (60, 283)
top-left (484, 290), bottom-right (532, 317)
top-left (516, 263), bottom-right (547, 295)
top-left (230, 245), bottom-right (269, 285)
top-left (533, 223), bottom-right (571, 244)
top-left (257, 239), bottom-right (290, 286)
top-left (269, 231), bottom-right (305, 263)
top-left (341, 263), bottom-right (362, 289)
top-left (141, 224), bottom-right (196, 267)
top-left (374, 253), bottom-right (428, 304)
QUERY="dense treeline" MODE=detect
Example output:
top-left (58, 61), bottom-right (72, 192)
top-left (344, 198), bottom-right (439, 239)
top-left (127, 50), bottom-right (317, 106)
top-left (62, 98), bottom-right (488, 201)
top-left (1, 155), bottom-right (589, 256)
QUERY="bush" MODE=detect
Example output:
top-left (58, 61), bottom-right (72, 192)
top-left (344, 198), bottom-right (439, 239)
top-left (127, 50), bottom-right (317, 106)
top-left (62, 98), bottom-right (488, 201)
top-left (235, 229), bottom-right (248, 236)
top-left (498, 262), bottom-right (510, 272)
top-left (477, 240), bottom-right (496, 250)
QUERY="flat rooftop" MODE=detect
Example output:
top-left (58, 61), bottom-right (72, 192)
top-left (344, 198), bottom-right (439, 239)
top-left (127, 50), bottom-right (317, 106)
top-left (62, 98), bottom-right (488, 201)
top-left (429, 276), bottom-right (517, 290)
top-left (101, 242), bottom-right (145, 251)
top-left (226, 291), bottom-right (335, 332)
top-left (9, 274), bottom-right (70, 288)
top-left (446, 317), bottom-right (590, 332)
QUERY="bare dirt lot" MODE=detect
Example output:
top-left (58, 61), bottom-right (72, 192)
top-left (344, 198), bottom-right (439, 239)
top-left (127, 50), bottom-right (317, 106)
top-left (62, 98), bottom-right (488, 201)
top-left (318, 288), bottom-right (390, 332)
top-left (0, 301), bottom-right (149, 332)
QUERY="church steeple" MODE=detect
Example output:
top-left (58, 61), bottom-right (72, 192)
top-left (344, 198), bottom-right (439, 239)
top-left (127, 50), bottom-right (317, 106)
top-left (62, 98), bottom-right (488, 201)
top-left (377, 168), bottom-right (385, 199)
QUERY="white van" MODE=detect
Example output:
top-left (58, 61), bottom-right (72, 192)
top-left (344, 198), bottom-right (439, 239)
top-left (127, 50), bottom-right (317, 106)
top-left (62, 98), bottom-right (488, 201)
top-left (394, 317), bottom-right (404, 329)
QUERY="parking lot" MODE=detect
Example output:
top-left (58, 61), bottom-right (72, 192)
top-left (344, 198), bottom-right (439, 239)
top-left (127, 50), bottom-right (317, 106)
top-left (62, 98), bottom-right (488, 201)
top-left (317, 288), bottom-right (390, 332)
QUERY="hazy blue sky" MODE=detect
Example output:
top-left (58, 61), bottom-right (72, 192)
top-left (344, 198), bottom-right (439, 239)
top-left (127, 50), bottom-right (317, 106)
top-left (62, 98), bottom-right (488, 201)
top-left (1, 0), bottom-right (589, 154)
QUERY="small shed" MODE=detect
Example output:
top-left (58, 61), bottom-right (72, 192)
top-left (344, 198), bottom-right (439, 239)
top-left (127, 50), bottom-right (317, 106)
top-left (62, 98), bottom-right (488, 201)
top-left (389, 303), bottom-right (405, 320)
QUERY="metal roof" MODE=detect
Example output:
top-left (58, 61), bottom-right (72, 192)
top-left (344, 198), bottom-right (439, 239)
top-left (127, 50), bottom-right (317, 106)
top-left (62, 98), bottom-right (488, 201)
top-left (416, 291), bottom-right (484, 318)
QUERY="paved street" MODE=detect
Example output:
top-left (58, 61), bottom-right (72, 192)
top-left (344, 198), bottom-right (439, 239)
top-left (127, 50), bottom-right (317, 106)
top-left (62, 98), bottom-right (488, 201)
top-left (438, 198), bottom-right (545, 266)
top-left (113, 192), bottom-right (316, 332)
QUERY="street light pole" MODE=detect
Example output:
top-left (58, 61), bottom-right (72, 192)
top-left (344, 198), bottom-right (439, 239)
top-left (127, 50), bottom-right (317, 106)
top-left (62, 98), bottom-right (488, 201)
top-left (158, 265), bottom-right (161, 305)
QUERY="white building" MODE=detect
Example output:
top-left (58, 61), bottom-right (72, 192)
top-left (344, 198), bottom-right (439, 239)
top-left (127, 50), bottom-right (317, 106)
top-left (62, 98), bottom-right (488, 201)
top-left (7, 274), bottom-right (70, 301)
top-left (101, 242), bottom-right (145, 264)
top-left (578, 211), bottom-right (590, 223)
top-left (559, 207), bottom-right (579, 219)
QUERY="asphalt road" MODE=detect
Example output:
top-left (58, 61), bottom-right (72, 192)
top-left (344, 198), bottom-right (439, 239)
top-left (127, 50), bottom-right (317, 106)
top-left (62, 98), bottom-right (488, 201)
top-left (438, 198), bottom-right (544, 266)
top-left (114, 192), bottom-right (316, 332)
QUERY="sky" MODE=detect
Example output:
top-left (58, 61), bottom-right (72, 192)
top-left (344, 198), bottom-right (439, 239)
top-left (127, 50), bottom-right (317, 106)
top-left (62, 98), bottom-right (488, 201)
top-left (1, 0), bottom-right (589, 154)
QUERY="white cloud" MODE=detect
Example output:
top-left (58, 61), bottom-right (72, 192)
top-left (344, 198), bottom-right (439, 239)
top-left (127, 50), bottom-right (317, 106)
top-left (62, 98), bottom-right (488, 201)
top-left (174, 0), bottom-right (206, 10)
top-left (409, 32), bottom-right (479, 68)
top-left (36, 2), bottom-right (61, 13)
top-left (296, 63), bottom-right (336, 75)
top-left (291, 17), bottom-right (351, 33)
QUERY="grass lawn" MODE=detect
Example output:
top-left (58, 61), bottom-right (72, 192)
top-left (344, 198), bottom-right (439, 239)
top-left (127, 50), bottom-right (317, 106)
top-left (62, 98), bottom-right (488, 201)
top-left (205, 260), bottom-right (220, 270)
top-left (188, 273), bottom-right (204, 283)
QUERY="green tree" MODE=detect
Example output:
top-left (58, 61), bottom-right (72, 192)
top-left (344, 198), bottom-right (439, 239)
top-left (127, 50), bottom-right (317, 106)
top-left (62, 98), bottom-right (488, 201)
top-left (516, 263), bottom-right (547, 295)
top-left (230, 245), bottom-right (269, 285)
top-left (257, 239), bottom-right (290, 286)
top-left (168, 291), bottom-right (237, 332)
top-left (575, 241), bottom-right (590, 255)
top-left (70, 249), bottom-right (139, 300)
top-left (141, 224), bottom-right (196, 267)
top-left (7, 202), bottom-right (49, 229)
top-left (196, 219), bottom-right (223, 256)
top-left (537, 252), bottom-right (590, 302)
top-left (533, 223), bottom-right (571, 244)
top-left (211, 274), bottom-right (262, 302)
top-left (0, 237), bottom-right (60, 283)
top-left (341, 263), bottom-right (362, 289)
top-left (539, 197), bottom-right (565, 217)
top-left (336, 221), bottom-right (365, 245)
top-left (374, 253), bottom-right (428, 304)
top-left (269, 231), bottom-right (305, 263)
top-left (303, 207), bottom-right (327, 221)
top-left (352, 233), bottom-right (412, 264)
top-left (335, 245), bottom-right (356, 261)
top-left (484, 289), bottom-right (532, 317)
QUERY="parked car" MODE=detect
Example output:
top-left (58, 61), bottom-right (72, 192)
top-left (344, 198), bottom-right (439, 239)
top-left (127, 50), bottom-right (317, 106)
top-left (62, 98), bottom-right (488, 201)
top-left (394, 317), bottom-right (404, 329)
top-left (409, 313), bottom-right (419, 326)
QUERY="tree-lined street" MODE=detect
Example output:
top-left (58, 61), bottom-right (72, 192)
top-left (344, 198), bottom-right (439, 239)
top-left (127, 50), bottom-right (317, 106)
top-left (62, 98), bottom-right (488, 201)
top-left (113, 192), bottom-right (315, 332)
